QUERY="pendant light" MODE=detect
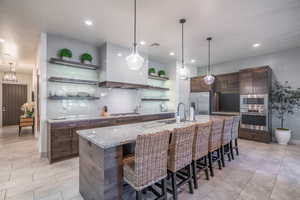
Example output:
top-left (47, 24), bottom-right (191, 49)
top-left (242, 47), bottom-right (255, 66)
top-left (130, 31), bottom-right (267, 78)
top-left (203, 37), bottom-right (215, 85)
top-left (126, 0), bottom-right (144, 70)
top-left (179, 19), bottom-right (188, 80)
top-left (3, 62), bottom-right (17, 82)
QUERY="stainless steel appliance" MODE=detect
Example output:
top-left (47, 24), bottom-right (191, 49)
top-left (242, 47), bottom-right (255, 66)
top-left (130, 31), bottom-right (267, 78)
top-left (190, 92), bottom-right (210, 115)
top-left (240, 94), bottom-right (269, 131)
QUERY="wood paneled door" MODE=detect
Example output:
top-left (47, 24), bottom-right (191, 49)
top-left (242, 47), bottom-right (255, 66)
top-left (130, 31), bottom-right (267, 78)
top-left (2, 84), bottom-right (27, 126)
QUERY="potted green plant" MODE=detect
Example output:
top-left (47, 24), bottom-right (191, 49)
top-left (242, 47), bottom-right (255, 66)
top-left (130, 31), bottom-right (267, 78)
top-left (58, 48), bottom-right (72, 61)
top-left (80, 53), bottom-right (93, 64)
top-left (158, 70), bottom-right (166, 77)
top-left (148, 68), bottom-right (156, 76)
top-left (271, 81), bottom-right (300, 145)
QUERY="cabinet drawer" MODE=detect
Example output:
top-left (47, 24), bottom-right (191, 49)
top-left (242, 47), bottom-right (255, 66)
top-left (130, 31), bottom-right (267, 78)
top-left (89, 119), bottom-right (116, 128)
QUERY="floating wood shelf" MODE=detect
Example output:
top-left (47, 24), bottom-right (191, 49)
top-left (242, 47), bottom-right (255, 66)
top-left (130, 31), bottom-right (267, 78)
top-left (48, 77), bottom-right (98, 85)
top-left (148, 75), bottom-right (169, 81)
top-left (141, 98), bottom-right (170, 101)
top-left (49, 58), bottom-right (100, 70)
top-left (48, 96), bottom-right (100, 100)
top-left (99, 81), bottom-right (169, 91)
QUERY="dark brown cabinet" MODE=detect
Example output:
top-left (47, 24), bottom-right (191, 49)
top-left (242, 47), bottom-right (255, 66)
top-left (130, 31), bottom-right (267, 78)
top-left (214, 72), bottom-right (239, 92)
top-left (239, 66), bottom-right (271, 95)
top-left (48, 113), bottom-right (174, 163)
top-left (190, 76), bottom-right (211, 92)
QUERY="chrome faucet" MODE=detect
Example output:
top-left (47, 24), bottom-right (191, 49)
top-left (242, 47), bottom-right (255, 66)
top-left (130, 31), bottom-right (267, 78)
top-left (177, 102), bottom-right (186, 122)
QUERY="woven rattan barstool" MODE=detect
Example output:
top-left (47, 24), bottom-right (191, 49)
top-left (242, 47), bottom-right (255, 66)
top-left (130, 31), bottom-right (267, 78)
top-left (123, 130), bottom-right (171, 200)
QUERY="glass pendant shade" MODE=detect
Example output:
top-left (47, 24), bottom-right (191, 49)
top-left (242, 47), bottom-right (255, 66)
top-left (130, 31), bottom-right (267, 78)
top-left (126, 51), bottom-right (144, 70)
top-left (203, 74), bottom-right (215, 85)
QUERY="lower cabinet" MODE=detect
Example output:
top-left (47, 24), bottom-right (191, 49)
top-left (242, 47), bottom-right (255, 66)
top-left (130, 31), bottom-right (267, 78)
top-left (48, 113), bottom-right (175, 163)
top-left (239, 128), bottom-right (271, 143)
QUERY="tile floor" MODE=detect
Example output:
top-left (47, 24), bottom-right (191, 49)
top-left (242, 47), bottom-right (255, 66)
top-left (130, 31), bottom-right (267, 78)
top-left (0, 126), bottom-right (300, 200)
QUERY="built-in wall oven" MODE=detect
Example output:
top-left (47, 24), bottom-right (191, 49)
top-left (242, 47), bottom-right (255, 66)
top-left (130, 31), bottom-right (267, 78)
top-left (240, 94), bottom-right (269, 131)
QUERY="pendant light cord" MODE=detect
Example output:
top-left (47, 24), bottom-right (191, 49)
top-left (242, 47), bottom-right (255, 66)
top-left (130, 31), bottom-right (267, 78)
top-left (180, 19), bottom-right (186, 68)
top-left (207, 37), bottom-right (212, 75)
top-left (182, 22), bottom-right (184, 68)
top-left (133, 0), bottom-right (137, 53)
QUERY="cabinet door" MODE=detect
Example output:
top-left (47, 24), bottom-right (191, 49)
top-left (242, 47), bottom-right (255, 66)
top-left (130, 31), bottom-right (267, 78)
top-left (239, 72), bottom-right (253, 94)
top-left (71, 128), bottom-right (79, 155)
top-left (51, 128), bottom-right (73, 159)
top-left (253, 69), bottom-right (268, 94)
top-left (190, 76), bottom-right (211, 92)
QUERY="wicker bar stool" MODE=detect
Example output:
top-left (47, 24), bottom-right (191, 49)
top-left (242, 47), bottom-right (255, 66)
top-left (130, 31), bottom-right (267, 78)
top-left (230, 116), bottom-right (241, 160)
top-left (123, 130), bottom-right (171, 200)
top-left (221, 117), bottom-right (234, 167)
top-left (191, 122), bottom-right (211, 189)
top-left (208, 119), bottom-right (224, 177)
top-left (167, 125), bottom-right (195, 200)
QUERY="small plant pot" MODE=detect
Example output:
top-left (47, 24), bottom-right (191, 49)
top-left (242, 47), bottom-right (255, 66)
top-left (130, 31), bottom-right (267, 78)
top-left (149, 72), bottom-right (156, 76)
top-left (159, 74), bottom-right (166, 78)
top-left (82, 60), bottom-right (91, 64)
top-left (275, 128), bottom-right (291, 145)
top-left (61, 56), bottom-right (71, 61)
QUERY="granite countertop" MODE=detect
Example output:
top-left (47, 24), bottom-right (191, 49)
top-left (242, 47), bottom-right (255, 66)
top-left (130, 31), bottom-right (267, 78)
top-left (48, 112), bottom-right (175, 123)
top-left (77, 115), bottom-right (225, 149)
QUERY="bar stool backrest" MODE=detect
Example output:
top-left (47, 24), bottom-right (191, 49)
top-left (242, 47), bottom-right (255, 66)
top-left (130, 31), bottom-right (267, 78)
top-left (168, 125), bottom-right (195, 172)
top-left (222, 117), bottom-right (234, 145)
top-left (135, 130), bottom-right (171, 187)
top-left (209, 119), bottom-right (224, 152)
top-left (192, 122), bottom-right (211, 161)
top-left (231, 116), bottom-right (241, 140)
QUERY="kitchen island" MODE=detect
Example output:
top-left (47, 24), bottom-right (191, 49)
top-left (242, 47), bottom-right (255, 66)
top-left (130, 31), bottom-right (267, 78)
top-left (77, 115), bottom-right (223, 200)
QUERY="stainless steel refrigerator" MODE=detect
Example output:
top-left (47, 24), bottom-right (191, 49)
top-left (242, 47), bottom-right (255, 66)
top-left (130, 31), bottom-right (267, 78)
top-left (190, 92), bottom-right (210, 115)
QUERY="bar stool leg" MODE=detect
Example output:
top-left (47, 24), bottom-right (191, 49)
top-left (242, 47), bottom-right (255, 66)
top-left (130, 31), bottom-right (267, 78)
top-left (188, 164), bottom-right (194, 194)
top-left (208, 152), bottom-right (214, 177)
top-left (227, 144), bottom-right (232, 162)
top-left (230, 141), bottom-right (235, 160)
top-left (162, 178), bottom-right (167, 200)
top-left (217, 149), bottom-right (222, 170)
top-left (136, 191), bottom-right (142, 200)
top-left (221, 146), bottom-right (225, 167)
top-left (235, 139), bottom-right (239, 155)
top-left (192, 160), bottom-right (198, 189)
top-left (171, 172), bottom-right (178, 200)
top-left (204, 155), bottom-right (210, 180)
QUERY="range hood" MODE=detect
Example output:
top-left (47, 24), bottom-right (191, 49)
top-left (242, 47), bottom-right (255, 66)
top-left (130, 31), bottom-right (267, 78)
top-left (98, 42), bottom-right (148, 85)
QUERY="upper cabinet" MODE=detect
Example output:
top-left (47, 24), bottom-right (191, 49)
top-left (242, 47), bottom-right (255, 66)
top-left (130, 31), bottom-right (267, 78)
top-left (239, 66), bottom-right (271, 95)
top-left (214, 72), bottom-right (239, 92)
top-left (190, 76), bottom-right (211, 92)
top-left (99, 42), bottom-right (148, 85)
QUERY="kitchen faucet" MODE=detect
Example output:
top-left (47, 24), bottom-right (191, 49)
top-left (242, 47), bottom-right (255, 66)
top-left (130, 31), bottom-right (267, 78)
top-left (177, 102), bottom-right (186, 122)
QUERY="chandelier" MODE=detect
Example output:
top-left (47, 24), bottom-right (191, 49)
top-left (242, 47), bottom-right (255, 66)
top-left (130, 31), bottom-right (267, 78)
top-left (3, 62), bottom-right (17, 82)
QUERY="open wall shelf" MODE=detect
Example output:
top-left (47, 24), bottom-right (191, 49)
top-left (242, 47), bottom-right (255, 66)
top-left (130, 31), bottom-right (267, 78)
top-left (148, 75), bottom-right (169, 81)
top-left (48, 77), bottom-right (98, 85)
top-left (141, 98), bottom-right (170, 101)
top-left (98, 81), bottom-right (169, 91)
top-left (49, 58), bottom-right (100, 70)
top-left (48, 96), bottom-right (100, 100)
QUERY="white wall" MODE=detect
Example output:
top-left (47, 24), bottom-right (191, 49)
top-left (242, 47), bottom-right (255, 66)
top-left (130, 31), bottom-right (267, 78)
top-left (36, 33), bottom-right (48, 155)
top-left (198, 47), bottom-right (300, 141)
top-left (0, 72), bottom-right (33, 127)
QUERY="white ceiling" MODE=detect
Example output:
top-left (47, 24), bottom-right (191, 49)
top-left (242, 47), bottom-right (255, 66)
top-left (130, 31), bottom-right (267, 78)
top-left (1, 0), bottom-right (300, 73)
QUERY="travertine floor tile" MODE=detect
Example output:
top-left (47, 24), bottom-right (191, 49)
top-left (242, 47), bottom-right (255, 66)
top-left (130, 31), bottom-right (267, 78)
top-left (1, 125), bottom-right (300, 200)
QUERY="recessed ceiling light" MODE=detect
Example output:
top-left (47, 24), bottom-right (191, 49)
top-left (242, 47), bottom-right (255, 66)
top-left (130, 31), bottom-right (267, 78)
top-left (140, 41), bottom-right (146, 45)
top-left (117, 53), bottom-right (122, 57)
top-left (252, 43), bottom-right (261, 48)
top-left (84, 20), bottom-right (93, 26)
top-left (0, 38), bottom-right (5, 43)
top-left (169, 52), bottom-right (175, 56)
top-left (191, 59), bottom-right (196, 63)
